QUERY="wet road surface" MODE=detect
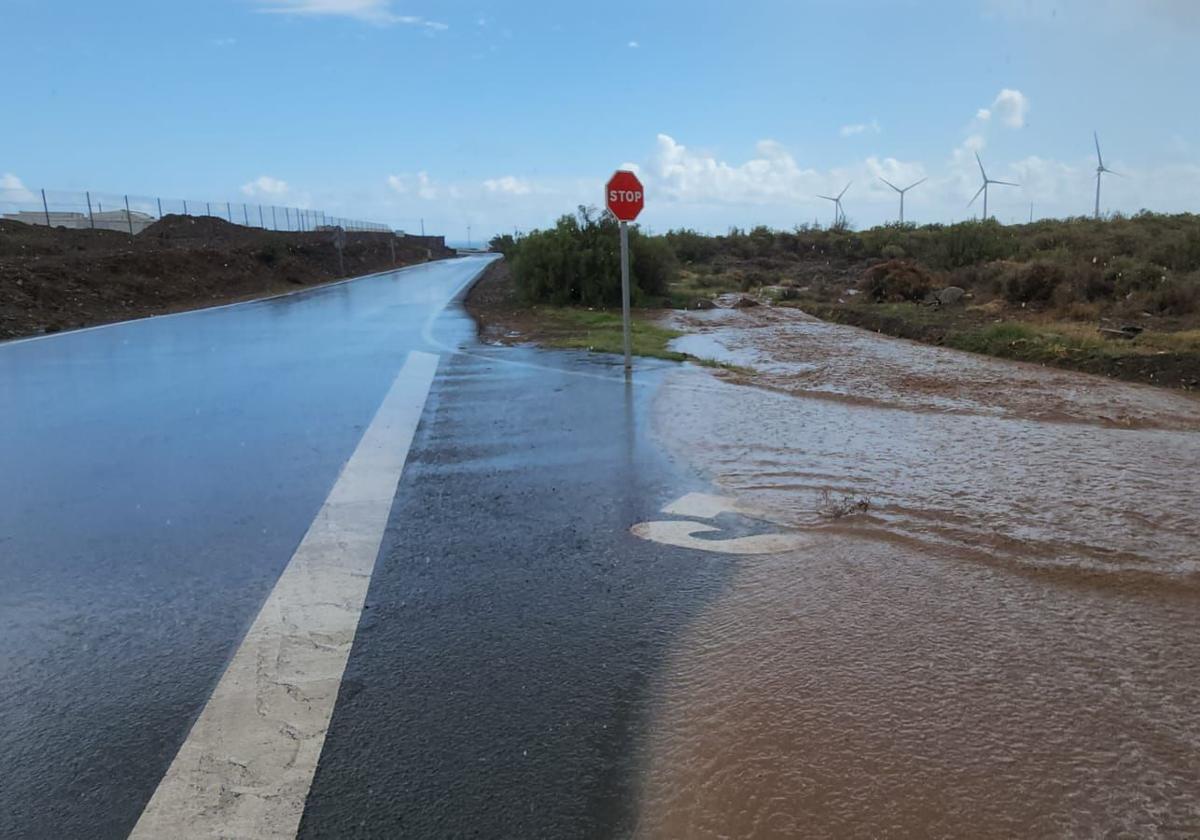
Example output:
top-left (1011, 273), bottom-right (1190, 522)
top-left (4, 260), bottom-right (1200, 837)
top-left (0, 259), bottom-right (734, 838)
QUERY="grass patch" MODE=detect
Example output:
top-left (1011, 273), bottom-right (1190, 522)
top-left (523, 306), bottom-right (751, 371)
top-left (522, 306), bottom-right (688, 362)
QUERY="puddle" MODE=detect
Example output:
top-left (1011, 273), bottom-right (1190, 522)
top-left (634, 314), bottom-right (1200, 837)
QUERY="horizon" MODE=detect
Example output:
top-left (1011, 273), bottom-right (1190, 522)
top-left (3, 0), bottom-right (1199, 239)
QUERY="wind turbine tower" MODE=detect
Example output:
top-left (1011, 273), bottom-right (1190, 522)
top-left (1093, 131), bottom-right (1119, 220)
top-left (968, 152), bottom-right (1018, 221)
top-left (879, 176), bottom-right (927, 224)
top-left (817, 182), bottom-right (851, 227)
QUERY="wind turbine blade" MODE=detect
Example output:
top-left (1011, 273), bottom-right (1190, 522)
top-left (879, 177), bottom-right (900, 192)
top-left (992, 179), bottom-right (1020, 187)
top-left (838, 182), bottom-right (851, 199)
top-left (1103, 167), bottom-right (1122, 177)
top-left (975, 151), bottom-right (987, 180)
top-left (1094, 131), bottom-right (1104, 168)
top-left (905, 177), bottom-right (928, 191)
top-left (817, 195), bottom-right (835, 201)
top-left (967, 184), bottom-right (985, 207)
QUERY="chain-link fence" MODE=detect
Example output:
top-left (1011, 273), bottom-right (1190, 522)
top-left (0, 185), bottom-right (390, 235)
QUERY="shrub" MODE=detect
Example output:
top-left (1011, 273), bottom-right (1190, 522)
top-left (509, 206), bottom-right (677, 307)
top-left (1147, 277), bottom-right (1199, 315)
top-left (1004, 261), bottom-right (1065, 304)
top-left (862, 259), bottom-right (935, 302)
top-left (488, 233), bottom-right (517, 256)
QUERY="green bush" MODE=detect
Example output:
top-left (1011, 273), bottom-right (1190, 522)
top-left (508, 206), bottom-right (677, 307)
top-left (1005, 261), bottom-right (1065, 304)
top-left (488, 233), bottom-right (517, 256)
top-left (1147, 276), bottom-right (1199, 315)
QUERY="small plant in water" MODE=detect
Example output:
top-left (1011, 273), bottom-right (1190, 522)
top-left (817, 488), bottom-right (871, 520)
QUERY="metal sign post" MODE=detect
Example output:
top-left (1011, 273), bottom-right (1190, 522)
top-left (619, 221), bottom-right (632, 370)
top-left (604, 170), bottom-right (645, 373)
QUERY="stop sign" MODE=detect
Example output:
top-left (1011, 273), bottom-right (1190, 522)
top-left (605, 170), bottom-right (644, 222)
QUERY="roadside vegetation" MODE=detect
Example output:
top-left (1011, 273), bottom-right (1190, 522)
top-left (658, 213), bottom-right (1200, 389)
top-left (483, 208), bottom-right (1200, 388)
top-left (488, 206), bottom-right (676, 307)
top-left (464, 259), bottom-right (737, 366)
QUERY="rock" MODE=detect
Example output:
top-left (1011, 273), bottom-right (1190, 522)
top-left (691, 298), bottom-right (717, 310)
top-left (930, 286), bottom-right (966, 306)
top-left (732, 296), bottom-right (760, 308)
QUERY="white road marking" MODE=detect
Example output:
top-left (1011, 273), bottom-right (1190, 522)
top-left (632, 492), bottom-right (809, 555)
top-left (129, 350), bottom-right (440, 840)
top-left (631, 520), bottom-right (809, 555)
top-left (660, 491), bottom-right (770, 521)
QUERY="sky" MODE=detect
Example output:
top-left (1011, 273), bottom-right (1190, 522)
top-left (2, 0), bottom-right (1199, 240)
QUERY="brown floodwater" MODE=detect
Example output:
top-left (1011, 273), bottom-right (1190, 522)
top-left (634, 307), bottom-right (1200, 837)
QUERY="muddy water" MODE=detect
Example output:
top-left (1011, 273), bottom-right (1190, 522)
top-left (635, 308), bottom-right (1200, 837)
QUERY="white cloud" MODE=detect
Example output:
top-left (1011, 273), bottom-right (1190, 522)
top-left (211, 37), bottom-right (237, 47)
top-left (654, 134), bottom-right (826, 204)
top-left (990, 88), bottom-right (1029, 128)
top-left (254, 0), bottom-right (447, 29)
top-left (628, 40), bottom-right (640, 48)
top-left (387, 171), bottom-right (438, 199)
top-left (241, 175), bottom-right (290, 198)
top-left (0, 173), bottom-right (35, 202)
top-left (483, 176), bottom-right (532, 196)
top-left (976, 108), bottom-right (992, 121)
top-left (840, 120), bottom-right (881, 137)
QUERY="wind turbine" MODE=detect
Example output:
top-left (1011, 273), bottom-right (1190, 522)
top-left (879, 176), bottom-right (927, 224)
top-left (1093, 131), bottom-right (1119, 219)
top-left (968, 152), bottom-right (1018, 221)
top-left (817, 182), bottom-right (851, 227)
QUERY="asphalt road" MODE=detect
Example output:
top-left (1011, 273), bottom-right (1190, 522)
top-left (0, 257), bottom-right (734, 838)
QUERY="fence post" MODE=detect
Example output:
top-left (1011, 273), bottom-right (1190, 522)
top-left (41, 189), bottom-right (51, 227)
top-left (86, 191), bottom-right (95, 228)
top-left (124, 195), bottom-right (134, 239)
top-left (157, 197), bottom-right (163, 219)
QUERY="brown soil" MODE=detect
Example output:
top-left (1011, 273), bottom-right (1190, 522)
top-left (462, 258), bottom-right (582, 348)
top-left (0, 216), bottom-right (454, 339)
top-left (462, 258), bottom-right (523, 341)
top-left (800, 300), bottom-right (1200, 390)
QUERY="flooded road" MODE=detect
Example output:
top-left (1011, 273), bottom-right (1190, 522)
top-left (636, 306), bottom-right (1200, 837)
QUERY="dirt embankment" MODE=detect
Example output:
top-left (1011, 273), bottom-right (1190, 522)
top-left (0, 215), bottom-right (455, 339)
top-left (463, 258), bottom-right (523, 342)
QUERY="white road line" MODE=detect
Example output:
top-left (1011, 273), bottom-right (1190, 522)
top-left (129, 350), bottom-right (440, 840)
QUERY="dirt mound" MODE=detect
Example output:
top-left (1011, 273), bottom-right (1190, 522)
top-left (0, 218), bottom-right (455, 339)
top-left (140, 214), bottom-right (272, 248)
top-left (862, 259), bottom-right (937, 302)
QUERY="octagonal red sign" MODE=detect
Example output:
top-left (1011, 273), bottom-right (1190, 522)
top-left (605, 170), bottom-right (644, 222)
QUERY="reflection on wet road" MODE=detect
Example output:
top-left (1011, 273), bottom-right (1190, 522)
top-left (637, 306), bottom-right (1200, 837)
top-left (3, 258), bottom-right (1199, 837)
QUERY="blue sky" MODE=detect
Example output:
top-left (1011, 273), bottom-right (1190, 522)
top-left (2, 0), bottom-right (1199, 238)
